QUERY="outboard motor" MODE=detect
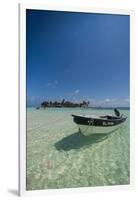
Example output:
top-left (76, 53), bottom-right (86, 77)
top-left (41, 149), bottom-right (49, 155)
top-left (114, 108), bottom-right (120, 117)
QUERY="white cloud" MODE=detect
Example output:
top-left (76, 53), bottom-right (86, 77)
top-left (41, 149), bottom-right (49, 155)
top-left (54, 80), bottom-right (58, 84)
top-left (102, 98), bottom-right (129, 107)
top-left (85, 97), bottom-right (130, 107)
top-left (47, 80), bottom-right (58, 89)
top-left (30, 96), bottom-right (39, 101)
top-left (47, 82), bottom-right (52, 86)
top-left (27, 96), bottom-right (43, 106)
top-left (105, 98), bottom-right (111, 102)
top-left (74, 89), bottom-right (79, 95)
top-left (124, 98), bottom-right (130, 102)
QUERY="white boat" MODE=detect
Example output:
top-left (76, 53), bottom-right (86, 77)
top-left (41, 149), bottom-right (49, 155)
top-left (72, 109), bottom-right (127, 136)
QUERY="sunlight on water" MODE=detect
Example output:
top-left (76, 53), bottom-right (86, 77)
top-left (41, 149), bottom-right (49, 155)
top-left (26, 108), bottom-right (130, 190)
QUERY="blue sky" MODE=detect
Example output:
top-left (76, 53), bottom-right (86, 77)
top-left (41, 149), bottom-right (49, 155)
top-left (26, 9), bottom-right (130, 107)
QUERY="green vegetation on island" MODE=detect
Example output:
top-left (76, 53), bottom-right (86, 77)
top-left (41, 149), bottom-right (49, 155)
top-left (40, 99), bottom-right (90, 108)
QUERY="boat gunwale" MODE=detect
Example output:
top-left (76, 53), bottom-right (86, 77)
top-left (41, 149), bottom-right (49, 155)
top-left (71, 114), bottom-right (127, 122)
top-left (72, 114), bottom-right (127, 127)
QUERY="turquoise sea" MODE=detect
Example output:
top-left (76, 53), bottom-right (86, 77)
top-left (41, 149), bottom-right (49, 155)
top-left (26, 107), bottom-right (130, 190)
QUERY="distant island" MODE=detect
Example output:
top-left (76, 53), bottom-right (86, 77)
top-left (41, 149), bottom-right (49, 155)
top-left (34, 100), bottom-right (130, 110)
top-left (39, 99), bottom-right (90, 108)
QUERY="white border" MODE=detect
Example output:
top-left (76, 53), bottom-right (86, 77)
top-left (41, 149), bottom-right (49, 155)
top-left (19, 3), bottom-right (135, 196)
top-left (19, 4), bottom-right (26, 196)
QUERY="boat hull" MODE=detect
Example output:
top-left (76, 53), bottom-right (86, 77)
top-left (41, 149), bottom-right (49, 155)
top-left (78, 124), bottom-right (122, 136)
top-left (72, 114), bottom-right (127, 136)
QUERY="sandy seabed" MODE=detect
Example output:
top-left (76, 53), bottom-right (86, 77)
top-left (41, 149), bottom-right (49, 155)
top-left (26, 108), bottom-right (130, 190)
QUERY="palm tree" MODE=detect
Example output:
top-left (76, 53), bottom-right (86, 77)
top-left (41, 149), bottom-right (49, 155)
top-left (61, 99), bottom-right (65, 106)
top-left (41, 101), bottom-right (48, 108)
top-left (87, 101), bottom-right (90, 107)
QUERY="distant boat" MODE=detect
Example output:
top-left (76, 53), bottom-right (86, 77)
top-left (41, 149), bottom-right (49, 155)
top-left (72, 109), bottom-right (127, 136)
top-left (36, 107), bottom-right (40, 110)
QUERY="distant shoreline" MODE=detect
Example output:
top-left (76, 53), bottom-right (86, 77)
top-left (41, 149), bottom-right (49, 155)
top-left (27, 106), bottom-right (130, 110)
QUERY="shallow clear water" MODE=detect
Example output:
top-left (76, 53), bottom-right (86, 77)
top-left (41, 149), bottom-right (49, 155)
top-left (26, 108), bottom-right (130, 190)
